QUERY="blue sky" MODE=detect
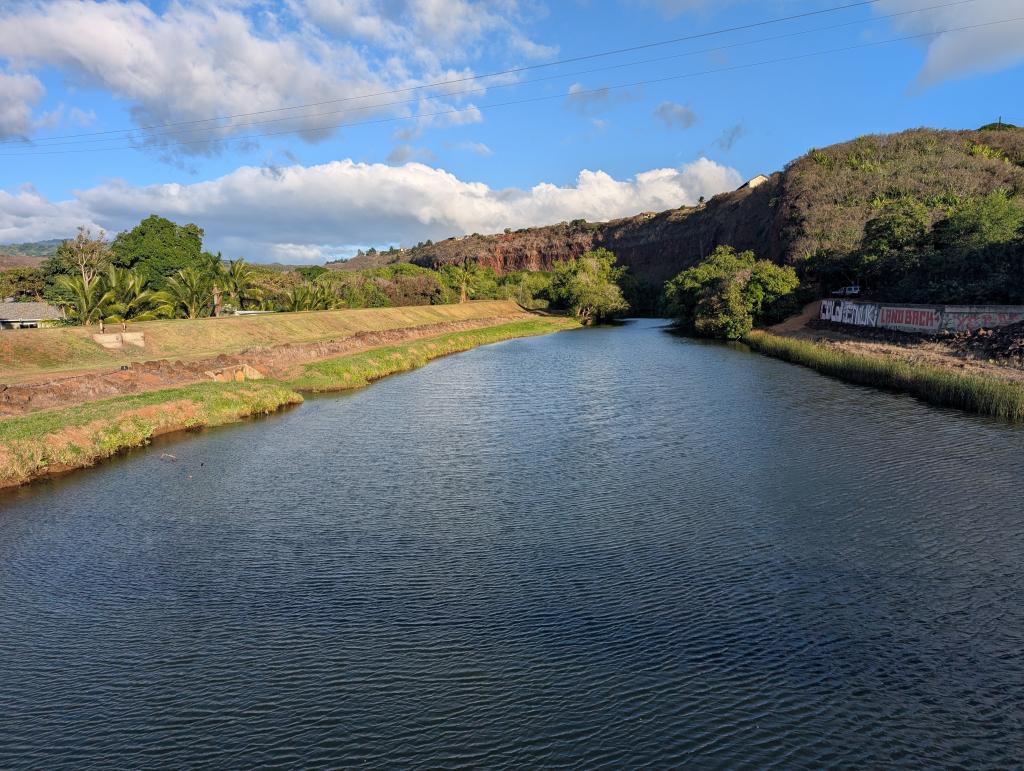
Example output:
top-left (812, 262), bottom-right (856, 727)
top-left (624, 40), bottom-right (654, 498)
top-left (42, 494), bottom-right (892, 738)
top-left (1, 0), bottom-right (1022, 262)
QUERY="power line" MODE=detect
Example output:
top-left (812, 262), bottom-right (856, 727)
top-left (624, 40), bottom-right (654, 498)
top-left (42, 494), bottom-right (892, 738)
top-left (3, 16), bottom-right (1020, 158)
top-left (0, 0), bottom-right (908, 146)
top-left (9, 0), bottom-right (981, 150)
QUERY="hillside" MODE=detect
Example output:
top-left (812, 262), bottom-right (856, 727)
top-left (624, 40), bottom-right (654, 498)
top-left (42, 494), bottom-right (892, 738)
top-left (0, 254), bottom-right (45, 270)
top-left (0, 238), bottom-right (62, 257)
top-left (335, 126), bottom-right (1024, 286)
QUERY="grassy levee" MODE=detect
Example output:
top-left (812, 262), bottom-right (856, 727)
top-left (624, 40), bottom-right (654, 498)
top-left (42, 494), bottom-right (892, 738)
top-left (745, 330), bottom-right (1024, 422)
top-left (0, 300), bottom-right (523, 382)
top-left (0, 316), bottom-right (576, 487)
top-left (290, 318), bottom-right (578, 392)
top-left (0, 382), bottom-right (303, 488)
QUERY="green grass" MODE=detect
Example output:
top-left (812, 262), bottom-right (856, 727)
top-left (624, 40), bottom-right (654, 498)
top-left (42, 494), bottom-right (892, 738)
top-left (0, 299), bottom-right (525, 381)
top-left (744, 330), bottom-right (1024, 422)
top-left (0, 316), bottom-right (576, 487)
top-left (0, 381), bottom-right (302, 487)
top-left (290, 318), bottom-right (577, 392)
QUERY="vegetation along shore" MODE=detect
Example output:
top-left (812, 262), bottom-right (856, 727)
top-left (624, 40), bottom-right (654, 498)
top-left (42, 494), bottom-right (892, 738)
top-left (0, 312), bottom-right (576, 489)
top-left (5, 124), bottom-right (1024, 485)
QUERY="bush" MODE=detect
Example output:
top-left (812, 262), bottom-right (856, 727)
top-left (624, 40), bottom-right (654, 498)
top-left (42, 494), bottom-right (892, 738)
top-left (664, 246), bottom-right (799, 339)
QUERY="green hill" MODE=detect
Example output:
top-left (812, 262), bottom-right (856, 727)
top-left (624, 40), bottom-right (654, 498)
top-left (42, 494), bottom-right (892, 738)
top-left (0, 238), bottom-right (63, 258)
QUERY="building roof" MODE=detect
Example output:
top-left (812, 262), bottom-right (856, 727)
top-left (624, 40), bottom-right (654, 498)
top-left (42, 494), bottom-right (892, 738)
top-left (739, 174), bottom-right (770, 190)
top-left (0, 301), bottom-right (64, 321)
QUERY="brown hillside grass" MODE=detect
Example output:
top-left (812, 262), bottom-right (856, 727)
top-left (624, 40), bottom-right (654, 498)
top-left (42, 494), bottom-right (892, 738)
top-left (0, 300), bottom-right (523, 381)
top-left (780, 128), bottom-right (1024, 262)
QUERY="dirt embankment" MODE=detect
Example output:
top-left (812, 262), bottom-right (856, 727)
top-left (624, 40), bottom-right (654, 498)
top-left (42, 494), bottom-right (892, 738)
top-left (772, 304), bottom-right (1024, 384)
top-left (0, 313), bottom-right (529, 416)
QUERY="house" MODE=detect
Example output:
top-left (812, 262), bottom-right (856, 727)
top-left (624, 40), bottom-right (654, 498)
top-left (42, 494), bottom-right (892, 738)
top-left (0, 301), bottom-right (64, 329)
top-left (739, 174), bottom-right (770, 190)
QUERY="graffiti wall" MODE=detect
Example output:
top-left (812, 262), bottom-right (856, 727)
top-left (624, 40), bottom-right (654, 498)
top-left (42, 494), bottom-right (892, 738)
top-left (878, 306), bottom-right (941, 334)
top-left (941, 307), bottom-right (1024, 333)
top-left (819, 300), bottom-right (1024, 334)
top-left (820, 299), bottom-right (878, 328)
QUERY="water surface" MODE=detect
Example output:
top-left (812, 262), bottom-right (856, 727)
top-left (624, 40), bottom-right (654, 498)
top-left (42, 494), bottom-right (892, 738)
top-left (1, 319), bottom-right (1022, 767)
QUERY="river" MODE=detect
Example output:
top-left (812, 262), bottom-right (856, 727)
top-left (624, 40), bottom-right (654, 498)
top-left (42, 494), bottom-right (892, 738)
top-left (1, 318), bottom-right (1022, 767)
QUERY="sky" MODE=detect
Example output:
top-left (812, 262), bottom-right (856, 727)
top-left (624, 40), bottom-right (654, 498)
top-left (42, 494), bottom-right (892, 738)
top-left (0, 0), bottom-right (1022, 263)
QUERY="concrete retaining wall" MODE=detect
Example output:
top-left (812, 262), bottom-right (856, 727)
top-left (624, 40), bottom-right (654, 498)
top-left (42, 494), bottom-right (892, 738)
top-left (820, 300), bottom-right (1024, 334)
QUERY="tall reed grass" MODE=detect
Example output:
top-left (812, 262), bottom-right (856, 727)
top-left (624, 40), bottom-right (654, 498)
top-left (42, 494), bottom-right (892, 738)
top-left (744, 331), bottom-right (1024, 422)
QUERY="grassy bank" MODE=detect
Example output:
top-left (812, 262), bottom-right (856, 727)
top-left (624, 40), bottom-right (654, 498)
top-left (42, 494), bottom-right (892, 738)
top-left (0, 382), bottom-right (303, 488)
top-left (0, 316), bottom-right (576, 488)
top-left (0, 300), bottom-right (524, 382)
top-left (745, 330), bottom-right (1024, 421)
top-left (290, 318), bottom-right (577, 391)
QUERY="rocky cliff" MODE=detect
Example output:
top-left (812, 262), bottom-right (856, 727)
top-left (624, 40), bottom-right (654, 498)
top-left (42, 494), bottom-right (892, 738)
top-left (336, 126), bottom-right (1024, 285)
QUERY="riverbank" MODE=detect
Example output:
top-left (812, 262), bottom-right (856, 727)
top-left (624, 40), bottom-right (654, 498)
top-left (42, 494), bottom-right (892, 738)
top-left (744, 330), bottom-right (1024, 422)
top-left (0, 317), bottom-right (577, 488)
top-left (1, 300), bottom-right (528, 384)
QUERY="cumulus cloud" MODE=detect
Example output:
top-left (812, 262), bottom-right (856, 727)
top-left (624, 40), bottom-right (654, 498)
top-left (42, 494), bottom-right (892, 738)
top-left (0, 184), bottom-right (98, 243)
top-left (0, 70), bottom-right (44, 139)
top-left (0, 0), bottom-right (545, 153)
top-left (873, 0), bottom-right (1024, 86)
top-left (302, 0), bottom-right (556, 64)
top-left (0, 158), bottom-right (742, 261)
top-left (654, 101), bottom-right (698, 130)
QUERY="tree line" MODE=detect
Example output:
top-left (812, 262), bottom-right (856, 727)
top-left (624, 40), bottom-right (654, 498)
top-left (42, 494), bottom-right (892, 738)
top-left (0, 215), bottom-right (631, 326)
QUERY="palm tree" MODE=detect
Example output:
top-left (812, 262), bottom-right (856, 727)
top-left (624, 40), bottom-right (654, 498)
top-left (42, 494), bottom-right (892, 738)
top-left (100, 266), bottom-right (172, 323)
top-left (218, 258), bottom-right (262, 311)
top-left (281, 282), bottom-right (339, 312)
top-left (452, 258), bottom-right (479, 303)
top-left (165, 267), bottom-right (213, 319)
top-left (55, 274), bottom-right (114, 326)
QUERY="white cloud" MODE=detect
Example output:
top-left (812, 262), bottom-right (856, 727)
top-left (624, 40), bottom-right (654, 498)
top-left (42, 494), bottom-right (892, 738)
top-left (0, 184), bottom-right (98, 243)
top-left (453, 140), bottom-right (494, 156)
top-left (0, 0), bottom-right (546, 153)
top-left (873, 0), bottom-right (1024, 86)
top-left (0, 0), bottom-right (397, 153)
top-left (654, 101), bottom-right (697, 130)
top-left (0, 70), bottom-right (44, 139)
top-left (301, 0), bottom-right (555, 64)
top-left (0, 158), bottom-right (742, 262)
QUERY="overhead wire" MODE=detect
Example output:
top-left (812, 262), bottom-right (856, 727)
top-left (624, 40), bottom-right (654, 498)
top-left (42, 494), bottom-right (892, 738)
top-left (5, 0), bottom-right (983, 150)
top-left (3, 15), bottom-right (1020, 158)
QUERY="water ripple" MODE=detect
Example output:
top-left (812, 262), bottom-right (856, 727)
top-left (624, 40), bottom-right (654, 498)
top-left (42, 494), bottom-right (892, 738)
top-left (1, 319), bottom-right (1023, 768)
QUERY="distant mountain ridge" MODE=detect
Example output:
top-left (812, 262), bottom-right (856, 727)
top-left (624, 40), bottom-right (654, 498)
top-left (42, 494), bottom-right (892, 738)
top-left (0, 238), bottom-right (63, 257)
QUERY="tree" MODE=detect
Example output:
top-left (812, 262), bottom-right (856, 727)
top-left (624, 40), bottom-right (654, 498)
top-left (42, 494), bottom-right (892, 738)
top-left (550, 248), bottom-right (629, 323)
top-left (0, 268), bottom-right (45, 301)
top-left (57, 227), bottom-right (112, 285)
top-left (218, 258), bottom-right (263, 310)
top-left (100, 266), bottom-right (172, 323)
top-left (165, 267), bottom-right (213, 319)
top-left (854, 197), bottom-right (930, 288)
top-left (111, 215), bottom-right (206, 287)
top-left (295, 265), bottom-right (328, 282)
top-left (280, 282), bottom-right (340, 312)
top-left (55, 274), bottom-right (114, 326)
top-left (664, 245), bottom-right (799, 339)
